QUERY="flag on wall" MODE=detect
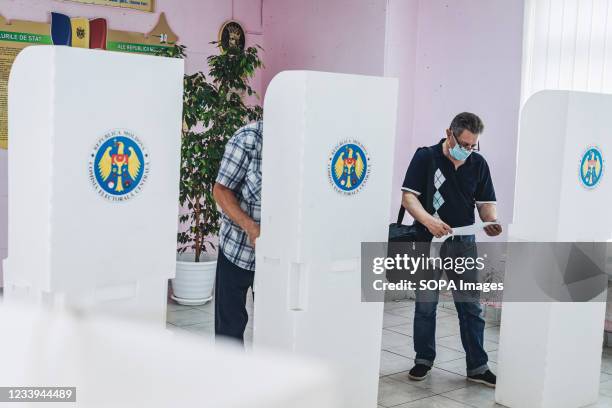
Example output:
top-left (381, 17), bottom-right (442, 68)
top-left (89, 18), bottom-right (107, 50)
top-left (70, 17), bottom-right (90, 48)
top-left (50, 13), bottom-right (108, 49)
top-left (51, 12), bottom-right (72, 46)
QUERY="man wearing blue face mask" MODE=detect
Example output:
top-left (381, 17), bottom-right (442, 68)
top-left (400, 112), bottom-right (502, 387)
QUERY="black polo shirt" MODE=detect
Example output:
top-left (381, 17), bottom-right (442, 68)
top-left (402, 139), bottom-right (496, 228)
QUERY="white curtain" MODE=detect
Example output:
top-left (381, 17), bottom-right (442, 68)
top-left (522, 0), bottom-right (612, 104)
top-left (524, 0), bottom-right (612, 334)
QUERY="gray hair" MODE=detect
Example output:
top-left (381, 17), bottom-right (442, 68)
top-left (450, 112), bottom-right (484, 137)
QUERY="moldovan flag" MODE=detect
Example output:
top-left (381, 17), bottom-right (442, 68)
top-left (89, 18), bottom-right (108, 50)
top-left (71, 17), bottom-right (90, 48)
top-left (51, 12), bottom-right (72, 46)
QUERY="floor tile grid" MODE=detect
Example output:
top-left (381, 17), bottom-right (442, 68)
top-left (379, 306), bottom-right (502, 407)
top-left (379, 313), bottom-right (612, 407)
top-left (379, 365), bottom-right (486, 408)
top-left (379, 333), bottom-right (496, 407)
top-left (166, 299), bottom-right (612, 408)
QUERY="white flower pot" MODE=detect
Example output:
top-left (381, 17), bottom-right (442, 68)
top-left (171, 252), bottom-right (217, 306)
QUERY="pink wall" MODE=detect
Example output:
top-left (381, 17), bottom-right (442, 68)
top-left (396, 0), bottom-right (525, 230)
top-left (385, 0), bottom-right (420, 220)
top-left (0, 0), bottom-right (264, 283)
top-left (0, 0), bottom-right (526, 284)
top-left (0, 0), bottom-right (264, 75)
top-left (262, 0), bottom-right (525, 229)
top-left (261, 0), bottom-right (388, 96)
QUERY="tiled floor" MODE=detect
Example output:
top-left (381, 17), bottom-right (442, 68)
top-left (166, 295), bottom-right (612, 407)
top-left (166, 288), bottom-right (254, 347)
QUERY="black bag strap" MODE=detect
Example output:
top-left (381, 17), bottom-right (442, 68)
top-left (396, 146), bottom-right (436, 224)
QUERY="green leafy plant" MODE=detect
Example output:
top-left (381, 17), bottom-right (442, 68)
top-left (157, 42), bottom-right (263, 262)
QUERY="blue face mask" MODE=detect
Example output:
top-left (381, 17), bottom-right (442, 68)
top-left (449, 133), bottom-right (472, 161)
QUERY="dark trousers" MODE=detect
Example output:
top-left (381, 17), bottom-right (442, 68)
top-left (214, 250), bottom-right (254, 343)
top-left (413, 235), bottom-right (489, 376)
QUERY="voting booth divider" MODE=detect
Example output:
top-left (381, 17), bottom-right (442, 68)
top-left (253, 71), bottom-right (398, 408)
top-left (0, 303), bottom-right (340, 407)
top-left (496, 91), bottom-right (609, 408)
top-left (3, 46), bottom-right (184, 325)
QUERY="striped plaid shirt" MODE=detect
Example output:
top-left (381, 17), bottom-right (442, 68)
top-left (215, 121), bottom-right (263, 271)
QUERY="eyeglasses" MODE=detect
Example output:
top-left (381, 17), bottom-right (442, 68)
top-left (452, 132), bottom-right (480, 152)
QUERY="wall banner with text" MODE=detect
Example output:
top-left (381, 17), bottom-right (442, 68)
top-left (0, 12), bottom-right (177, 149)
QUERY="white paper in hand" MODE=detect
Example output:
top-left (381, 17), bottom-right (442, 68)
top-left (431, 222), bottom-right (501, 243)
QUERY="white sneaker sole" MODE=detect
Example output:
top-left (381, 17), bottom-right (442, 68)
top-left (408, 371), bottom-right (430, 381)
top-left (467, 377), bottom-right (496, 388)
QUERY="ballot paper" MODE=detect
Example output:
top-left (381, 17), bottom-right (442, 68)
top-left (431, 222), bottom-right (500, 242)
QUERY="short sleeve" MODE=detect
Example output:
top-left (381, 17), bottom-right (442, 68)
top-left (475, 160), bottom-right (497, 203)
top-left (216, 134), bottom-right (248, 190)
top-left (402, 148), bottom-right (429, 195)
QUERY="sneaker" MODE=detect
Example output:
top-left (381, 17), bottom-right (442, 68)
top-left (408, 364), bottom-right (431, 381)
top-left (467, 370), bottom-right (496, 387)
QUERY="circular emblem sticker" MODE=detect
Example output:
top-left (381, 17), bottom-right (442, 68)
top-left (328, 141), bottom-right (371, 195)
top-left (89, 130), bottom-right (150, 201)
top-left (579, 146), bottom-right (604, 189)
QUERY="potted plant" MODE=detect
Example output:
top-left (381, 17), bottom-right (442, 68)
top-left (158, 43), bottom-right (263, 305)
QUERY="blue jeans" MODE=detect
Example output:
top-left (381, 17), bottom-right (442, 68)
top-left (413, 235), bottom-right (489, 376)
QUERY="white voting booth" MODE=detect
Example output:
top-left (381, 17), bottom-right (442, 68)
top-left (254, 71), bottom-right (398, 408)
top-left (0, 303), bottom-right (339, 407)
top-left (496, 91), bottom-right (609, 407)
top-left (3, 46), bottom-right (183, 324)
